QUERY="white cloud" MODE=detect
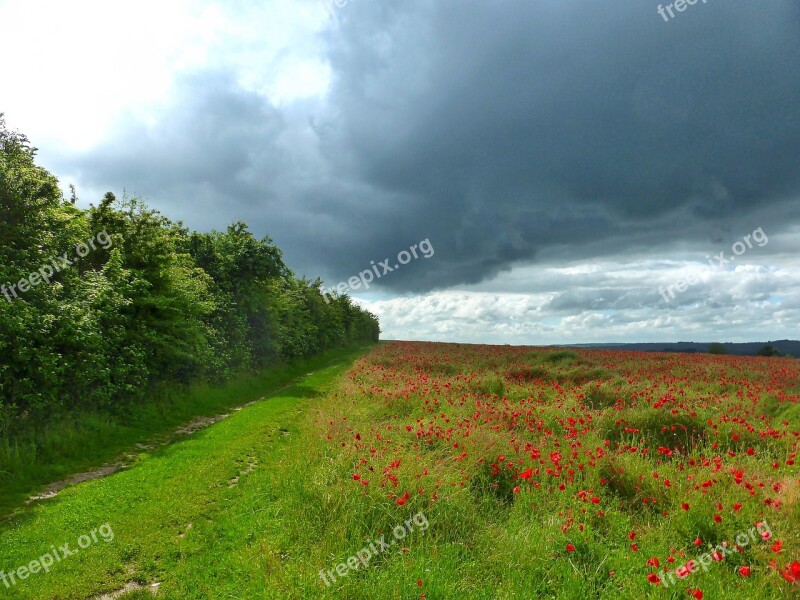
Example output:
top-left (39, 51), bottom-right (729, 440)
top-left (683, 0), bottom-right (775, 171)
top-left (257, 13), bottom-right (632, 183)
top-left (0, 0), bottom-right (198, 148)
top-left (357, 257), bottom-right (800, 344)
top-left (0, 0), bottom-right (331, 150)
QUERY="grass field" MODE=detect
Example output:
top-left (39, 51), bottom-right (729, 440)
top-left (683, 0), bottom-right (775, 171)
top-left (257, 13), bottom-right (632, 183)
top-left (1, 341), bottom-right (799, 599)
top-left (0, 345), bottom-right (375, 520)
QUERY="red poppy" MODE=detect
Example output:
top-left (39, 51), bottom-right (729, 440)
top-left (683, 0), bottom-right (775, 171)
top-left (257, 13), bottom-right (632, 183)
top-left (647, 573), bottom-right (661, 585)
top-left (781, 561), bottom-right (800, 583)
top-left (738, 566), bottom-right (751, 577)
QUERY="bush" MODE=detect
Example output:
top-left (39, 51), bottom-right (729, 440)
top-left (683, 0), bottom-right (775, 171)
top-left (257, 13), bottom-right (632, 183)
top-left (0, 117), bottom-right (380, 430)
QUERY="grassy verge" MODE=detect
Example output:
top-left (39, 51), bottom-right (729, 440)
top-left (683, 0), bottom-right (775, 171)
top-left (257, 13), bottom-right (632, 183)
top-left (0, 344), bottom-right (374, 519)
top-left (0, 345), bottom-right (372, 598)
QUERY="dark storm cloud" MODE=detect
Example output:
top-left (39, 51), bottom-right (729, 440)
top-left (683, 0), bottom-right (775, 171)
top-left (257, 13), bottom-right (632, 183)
top-left (56, 0), bottom-right (800, 293)
top-left (319, 0), bottom-right (800, 290)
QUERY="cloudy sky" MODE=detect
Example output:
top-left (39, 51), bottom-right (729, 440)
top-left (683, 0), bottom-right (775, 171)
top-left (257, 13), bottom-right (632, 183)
top-left (1, 0), bottom-right (798, 344)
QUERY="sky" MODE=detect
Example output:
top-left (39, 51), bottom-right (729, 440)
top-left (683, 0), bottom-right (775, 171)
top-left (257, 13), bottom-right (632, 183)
top-left (1, 0), bottom-right (798, 345)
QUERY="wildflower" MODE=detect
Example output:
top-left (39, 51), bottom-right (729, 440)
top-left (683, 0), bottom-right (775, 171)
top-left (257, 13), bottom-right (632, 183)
top-left (781, 561), bottom-right (800, 583)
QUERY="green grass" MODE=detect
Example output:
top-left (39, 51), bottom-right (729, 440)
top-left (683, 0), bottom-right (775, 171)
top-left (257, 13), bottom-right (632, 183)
top-left (0, 346), bottom-right (375, 599)
top-left (0, 345), bottom-right (373, 519)
top-left (1, 342), bottom-right (798, 599)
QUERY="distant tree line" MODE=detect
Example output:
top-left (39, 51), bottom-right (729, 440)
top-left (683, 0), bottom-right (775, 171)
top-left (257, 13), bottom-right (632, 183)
top-left (756, 345), bottom-right (785, 357)
top-left (707, 343), bottom-right (729, 355)
top-left (708, 343), bottom-right (788, 357)
top-left (0, 115), bottom-right (379, 431)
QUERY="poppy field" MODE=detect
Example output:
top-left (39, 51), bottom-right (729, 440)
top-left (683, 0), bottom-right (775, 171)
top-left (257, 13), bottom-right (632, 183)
top-left (3, 341), bottom-right (799, 599)
top-left (293, 341), bottom-right (800, 598)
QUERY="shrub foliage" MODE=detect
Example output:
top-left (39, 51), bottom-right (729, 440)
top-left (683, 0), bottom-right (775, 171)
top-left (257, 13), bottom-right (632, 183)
top-left (0, 116), bottom-right (379, 430)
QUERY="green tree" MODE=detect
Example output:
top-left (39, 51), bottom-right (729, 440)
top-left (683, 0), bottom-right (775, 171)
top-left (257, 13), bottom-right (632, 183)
top-left (757, 345), bottom-right (781, 357)
top-left (707, 343), bottom-right (729, 355)
top-left (0, 118), bottom-right (380, 433)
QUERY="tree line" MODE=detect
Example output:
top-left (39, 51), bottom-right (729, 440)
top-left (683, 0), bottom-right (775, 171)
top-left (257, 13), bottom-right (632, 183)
top-left (0, 115), bottom-right (379, 432)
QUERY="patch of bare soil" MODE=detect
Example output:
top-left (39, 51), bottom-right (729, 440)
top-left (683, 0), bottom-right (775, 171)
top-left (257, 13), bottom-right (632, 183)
top-left (91, 581), bottom-right (161, 599)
